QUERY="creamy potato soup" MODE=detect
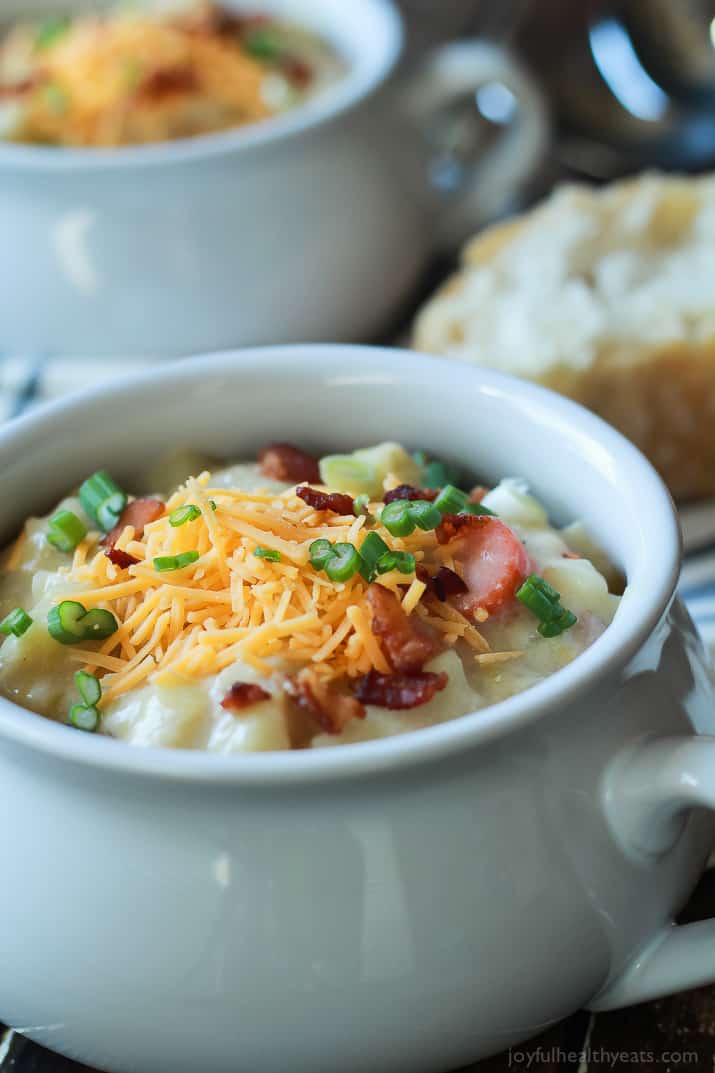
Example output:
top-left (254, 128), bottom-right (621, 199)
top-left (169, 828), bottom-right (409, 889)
top-left (0, 442), bottom-right (621, 751)
top-left (0, 2), bottom-right (343, 147)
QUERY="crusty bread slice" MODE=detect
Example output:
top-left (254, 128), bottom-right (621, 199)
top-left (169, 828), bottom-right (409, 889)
top-left (413, 173), bottom-right (715, 500)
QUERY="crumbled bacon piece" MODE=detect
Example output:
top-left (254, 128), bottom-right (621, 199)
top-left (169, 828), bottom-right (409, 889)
top-left (296, 485), bottom-right (354, 515)
top-left (0, 76), bottom-right (37, 98)
top-left (282, 56), bottom-right (313, 87)
top-left (562, 551), bottom-right (581, 560)
top-left (258, 443), bottom-right (320, 484)
top-left (355, 670), bottom-right (448, 710)
top-left (469, 485), bottom-right (489, 503)
top-left (105, 547), bottom-right (139, 569)
top-left (366, 583), bottom-right (440, 673)
top-left (436, 512), bottom-right (491, 545)
top-left (383, 484), bottom-right (439, 504)
top-left (221, 682), bottom-right (272, 712)
top-left (102, 498), bottom-right (165, 550)
top-left (433, 566), bottom-right (468, 601)
top-left (137, 67), bottom-right (198, 100)
top-left (286, 671), bottom-right (365, 735)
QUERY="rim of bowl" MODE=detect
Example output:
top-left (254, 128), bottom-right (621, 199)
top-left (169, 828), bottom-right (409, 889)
top-left (0, 0), bottom-right (402, 172)
top-left (0, 345), bottom-right (681, 784)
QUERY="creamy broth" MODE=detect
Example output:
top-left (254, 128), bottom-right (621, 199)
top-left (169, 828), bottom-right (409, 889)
top-left (0, 443), bottom-right (620, 751)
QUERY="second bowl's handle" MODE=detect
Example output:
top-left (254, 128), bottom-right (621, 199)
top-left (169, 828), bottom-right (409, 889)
top-left (402, 40), bottom-right (549, 249)
top-left (592, 736), bottom-right (715, 1010)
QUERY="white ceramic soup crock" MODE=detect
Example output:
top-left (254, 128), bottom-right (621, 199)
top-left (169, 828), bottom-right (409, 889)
top-left (0, 0), bottom-right (546, 357)
top-left (1, 346), bottom-right (714, 1073)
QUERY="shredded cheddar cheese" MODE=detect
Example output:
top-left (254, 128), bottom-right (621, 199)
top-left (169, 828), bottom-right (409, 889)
top-left (58, 473), bottom-right (491, 703)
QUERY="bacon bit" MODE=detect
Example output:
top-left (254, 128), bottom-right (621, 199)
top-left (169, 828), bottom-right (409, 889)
top-left (469, 485), bottom-right (489, 503)
top-left (433, 566), bottom-right (468, 601)
top-left (436, 512), bottom-right (491, 545)
top-left (105, 547), bottom-right (139, 569)
top-left (137, 67), bottom-right (198, 100)
top-left (562, 551), bottom-right (581, 560)
top-left (102, 498), bottom-right (165, 550)
top-left (366, 583), bottom-right (441, 673)
top-left (258, 443), bottom-right (320, 484)
top-left (221, 682), bottom-right (272, 712)
top-left (355, 669), bottom-right (448, 710)
top-left (296, 485), bottom-right (354, 515)
top-left (285, 671), bottom-right (365, 735)
top-left (282, 56), bottom-right (313, 87)
top-left (0, 76), bottom-right (37, 98)
top-left (383, 484), bottom-right (439, 504)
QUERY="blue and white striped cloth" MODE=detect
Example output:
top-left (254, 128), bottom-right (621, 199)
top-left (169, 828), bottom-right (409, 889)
top-left (3, 353), bottom-right (715, 654)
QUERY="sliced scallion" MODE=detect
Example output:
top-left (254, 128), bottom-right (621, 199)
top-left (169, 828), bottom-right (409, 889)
top-left (0, 607), bottom-right (32, 638)
top-left (353, 493), bottom-right (371, 517)
top-left (358, 531), bottom-right (389, 581)
top-left (309, 539), bottom-right (334, 571)
top-left (325, 543), bottom-right (361, 583)
top-left (68, 703), bottom-right (99, 733)
top-left (516, 574), bottom-right (577, 638)
top-left (153, 550), bottom-right (199, 573)
top-left (254, 546), bottom-right (281, 563)
top-left (380, 500), bottom-right (416, 538)
top-left (376, 550), bottom-right (415, 575)
top-left (433, 484), bottom-right (470, 515)
top-left (79, 470), bottom-right (127, 533)
top-left (48, 601), bottom-right (118, 644)
top-left (47, 509), bottom-right (86, 553)
top-left (408, 500), bottom-right (442, 531)
top-left (169, 504), bottom-right (201, 527)
top-left (75, 670), bottom-right (101, 707)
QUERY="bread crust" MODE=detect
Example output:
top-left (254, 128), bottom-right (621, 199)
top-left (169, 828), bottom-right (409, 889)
top-left (412, 175), bottom-right (715, 500)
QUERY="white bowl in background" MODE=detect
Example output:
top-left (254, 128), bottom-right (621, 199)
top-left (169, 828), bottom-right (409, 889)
top-left (0, 0), bottom-right (546, 356)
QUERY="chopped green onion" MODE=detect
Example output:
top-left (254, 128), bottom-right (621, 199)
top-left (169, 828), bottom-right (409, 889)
top-left (358, 531), bottom-right (390, 581)
top-left (0, 607), bottom-right (32, 638)
top-left (433, 484), bottom-right (470, 515)
top-left (325, 543), bottom-right (361, 583)
top-left (244, 28), bottom-right (282, 59)
top-left (538, 609), bottom-right (578, 638)
top-left (209, 500), bottom-right (217, 511)
top-left (412, 450), bottom-right (430, 468)
top-left (422, 459), bottom-right (461, 489)
top-left (380, 500), bottom-right (416, 538)
top-left (47, 509), bottom-right (87, 552)
top-left (467, 501), bottom-right (496, 517)
top-left (254, 546), bottom-right (281, 563)
top-left (75, 670), bottom-right (101, 707)
top-left (376, 550), bottom-right (416, 575)
top-left (79, 471), bottom-right (127, 533)
top-left (153, 550), bottom-right (199, 572)
top-left (68, 703), bottom-right (99, 733)
top-left (408, 500), bottom-right (442, 531)
top-left (516, 574), bottom-right (577, 638)
top-left (48, 601), bottom-right (118, 644)
top-left (353, 493), bottom-right (371, 517)
top-left (309, 539), bottom-right (334, 570)
top-left (169, 504), bottom-right (201, 527)
top-left (35, 15), bottom-right (70, 50)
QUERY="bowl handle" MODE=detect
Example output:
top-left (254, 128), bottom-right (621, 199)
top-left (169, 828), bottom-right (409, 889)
top-left (399, 40), bottom-right (549, 249)
top-left (591, 735), bottom-right (715, 1010)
